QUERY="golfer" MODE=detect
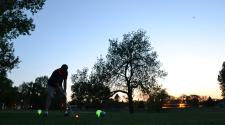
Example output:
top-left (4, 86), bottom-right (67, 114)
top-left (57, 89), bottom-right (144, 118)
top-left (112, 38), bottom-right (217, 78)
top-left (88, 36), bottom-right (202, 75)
top-left (44, 64), bottom-right (68, 116)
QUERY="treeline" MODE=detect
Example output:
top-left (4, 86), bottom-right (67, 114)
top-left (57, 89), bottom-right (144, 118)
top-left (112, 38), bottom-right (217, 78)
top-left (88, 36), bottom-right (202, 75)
top-left (0, 76), bottom-right (48, 110)
top-left (0, 74), bottom-right (224, 111)
top-left (1, 75), bottom-right (69, 110)
top-left (164, 95), bottom-right (222, 108)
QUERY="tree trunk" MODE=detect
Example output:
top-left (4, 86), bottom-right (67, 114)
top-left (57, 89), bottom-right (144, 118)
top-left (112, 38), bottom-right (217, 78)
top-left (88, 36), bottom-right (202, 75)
top-left (127, 82), bottom-right (134, 114)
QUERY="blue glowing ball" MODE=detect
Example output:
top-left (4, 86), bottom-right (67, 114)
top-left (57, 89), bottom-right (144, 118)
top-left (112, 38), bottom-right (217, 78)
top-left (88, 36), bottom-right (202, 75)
top-left (100, 111), bottom-right (106, 117)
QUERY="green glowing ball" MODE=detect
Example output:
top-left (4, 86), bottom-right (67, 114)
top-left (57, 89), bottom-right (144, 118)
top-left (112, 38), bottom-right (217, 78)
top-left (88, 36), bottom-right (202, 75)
top-left (37, 109), bottom-right (42, 115)
top-left (96, 110), bottom-right (102, 118)
top-left (96, 110), bottom-right (106, 118)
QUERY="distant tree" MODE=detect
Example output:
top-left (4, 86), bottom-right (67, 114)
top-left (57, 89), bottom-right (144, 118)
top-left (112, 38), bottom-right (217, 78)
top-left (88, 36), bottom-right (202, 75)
top-left (198, 96), bottom-right (208, 102)
top-left (71, 68), bottom-right (89, 108)
top-left (176, 94), bottom-right (200, 107)
top-left (178, 94), bottom-right (188, 102)
top-left (203, 96), bottom-right (215, 107)
top-left (90, 57), bottom-right (111, 105)
top-left (92, 56), bottom-right (111, 84)
top-left (105, 30), bottom-right (167, 113)
top-left (147, 84), bottom-right (169, 112)
top-left (89, 77), bottom-right (111, 108)
top-left (71, 66), bottom-right (111, 109)
top-left (0, 76), bottom-right (18, 108)
top-left (137, 101), bottom-right (145, 109)
top-left (114, 94), bottom-right (121, 102)
top-left (18, 76), bottom-right (48, 109)
top-left (187, 95), bottom-right (200, 107)
top-left (31, 76), bottom-right (48, 108)
top-left (18, 82), bottom-right (31, 108)
top-left (218, 61), bottom-right (225, 98)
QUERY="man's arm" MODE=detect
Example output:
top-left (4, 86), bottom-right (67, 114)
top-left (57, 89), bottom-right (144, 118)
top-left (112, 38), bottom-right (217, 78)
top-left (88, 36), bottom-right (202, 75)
top-left (63, 78), bottom-right (67, 93)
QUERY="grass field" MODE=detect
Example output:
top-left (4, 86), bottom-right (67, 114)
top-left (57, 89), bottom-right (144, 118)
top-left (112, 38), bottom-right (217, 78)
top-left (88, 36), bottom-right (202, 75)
top-left (1, 108), bottom-right (225, 125)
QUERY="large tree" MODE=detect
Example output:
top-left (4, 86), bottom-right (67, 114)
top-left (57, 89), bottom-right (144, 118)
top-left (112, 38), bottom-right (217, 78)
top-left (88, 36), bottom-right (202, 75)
top-left (0, 0), bottom-right (46, 40)
top-left (0, 0), bottom-right (46, 78)
top-left (106, 30), bottom-right (167, 113)
top-left (0, 1), bottom-right (46, 107)
top-left (218, 61), bottom-right (225, 98)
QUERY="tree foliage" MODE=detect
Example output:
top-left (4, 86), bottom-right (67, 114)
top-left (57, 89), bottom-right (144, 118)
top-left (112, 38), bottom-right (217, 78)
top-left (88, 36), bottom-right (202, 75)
top-left (0, 0), bottom-right (46, 40)
top-left (71, 68), bottom-right (110, 109)
top-left (0, 76), bottom-right (18, 108)
top-left (147, 84), bottom-right (169, 112)
top-left (218, 61), bottom-right (225, 98)
top-left (18, 76), bottom-right (48, 109)
top-left (0, 0), bottom-right (46, 109)
top-left (0, 0), bottom-right (46, 78)
top-left (106, 30), bottom-right (167, 113)
top-left (0, 39), bottom-right (19, 77)
top-left (202, 96), bottom-right (215, 107)
top-left (186, 95), bottom-right (200, 107)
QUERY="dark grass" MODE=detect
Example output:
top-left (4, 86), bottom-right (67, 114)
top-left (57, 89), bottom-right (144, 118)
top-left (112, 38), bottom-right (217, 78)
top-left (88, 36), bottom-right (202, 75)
top-left (1, 108), bottom-right (225, 125)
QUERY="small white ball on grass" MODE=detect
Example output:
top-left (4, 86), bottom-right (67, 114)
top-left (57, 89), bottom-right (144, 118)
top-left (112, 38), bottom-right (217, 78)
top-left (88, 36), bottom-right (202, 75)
top-left (75, 114), bottom-right (79, 118)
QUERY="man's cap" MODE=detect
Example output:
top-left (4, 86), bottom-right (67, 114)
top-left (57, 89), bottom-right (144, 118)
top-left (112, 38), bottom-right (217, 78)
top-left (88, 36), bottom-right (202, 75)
top-left (61, 64), bottom-right (68, 70)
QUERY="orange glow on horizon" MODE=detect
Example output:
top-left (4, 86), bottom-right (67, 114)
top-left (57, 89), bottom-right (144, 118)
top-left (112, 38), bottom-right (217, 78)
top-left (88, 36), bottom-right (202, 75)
top-left (162, 102), bottom-right (189, 109)
top-left (178, 103), bottom-right (187, 108)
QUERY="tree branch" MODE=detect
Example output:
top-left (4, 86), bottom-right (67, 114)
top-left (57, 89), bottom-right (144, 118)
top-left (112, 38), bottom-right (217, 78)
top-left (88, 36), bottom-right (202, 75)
top-left (130, 80), bottom-right (140, 89)
top-left (109, 90), bottom-right (128, 97)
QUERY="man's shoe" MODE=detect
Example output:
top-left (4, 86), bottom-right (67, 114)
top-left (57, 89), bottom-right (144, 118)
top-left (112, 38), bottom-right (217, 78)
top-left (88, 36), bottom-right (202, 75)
top-left (44, 111), bottom-right (48, 117)
top-left (64, 111), bottom-right (69, 116)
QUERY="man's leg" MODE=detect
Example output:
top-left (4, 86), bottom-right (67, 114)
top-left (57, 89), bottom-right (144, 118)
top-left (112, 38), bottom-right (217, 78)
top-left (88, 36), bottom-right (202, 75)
top-left (60, 90), bottom-right (69, 116)
top-left (56, 86), bottom-right (70, 116)
top-left (57, 86), bottom-right (69, 115)
top-left (45, 85), bottom-right (55, 116)
top-left (63, 95), bottom-right (70, 116)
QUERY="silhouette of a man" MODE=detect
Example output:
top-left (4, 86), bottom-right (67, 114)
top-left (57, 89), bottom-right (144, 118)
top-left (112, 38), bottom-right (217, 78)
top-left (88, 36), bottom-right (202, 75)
top-left (45, 64), bottom-right (68, 116)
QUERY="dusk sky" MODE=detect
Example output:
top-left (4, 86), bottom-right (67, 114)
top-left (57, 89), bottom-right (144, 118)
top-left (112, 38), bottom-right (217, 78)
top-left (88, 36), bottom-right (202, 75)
top-left (8, 0), bottom-right (225, 99)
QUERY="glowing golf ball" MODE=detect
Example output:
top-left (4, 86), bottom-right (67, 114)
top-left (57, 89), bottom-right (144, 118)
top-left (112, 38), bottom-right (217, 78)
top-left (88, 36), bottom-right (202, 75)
top-left (37, 109), bottom-right (42, 115)
top-left (75, 114), bottom-right (79, 118)
top-left (101, 111), bottom-right (106, 117)
top-left (96, 110), bottom-right (106, 118)
top-left (96, 110), bottom-right (102, 118)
